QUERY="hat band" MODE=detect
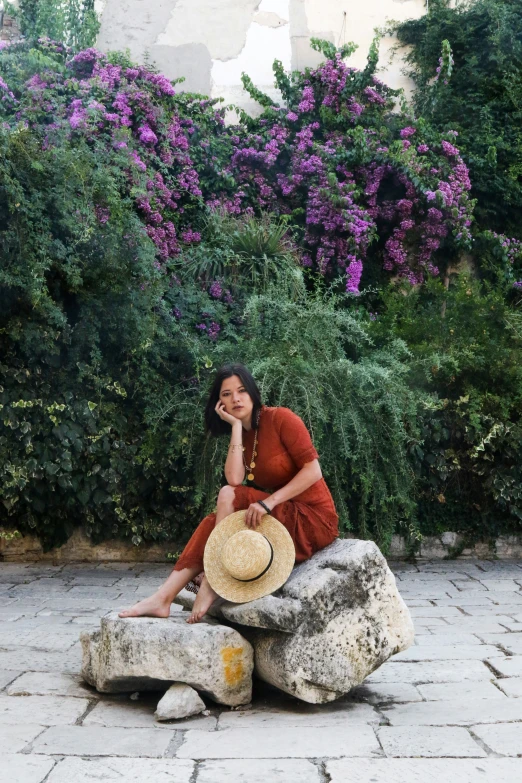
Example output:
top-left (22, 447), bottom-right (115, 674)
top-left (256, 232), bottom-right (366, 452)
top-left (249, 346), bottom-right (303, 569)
top-left (234, 536), bottom-right (274, 582)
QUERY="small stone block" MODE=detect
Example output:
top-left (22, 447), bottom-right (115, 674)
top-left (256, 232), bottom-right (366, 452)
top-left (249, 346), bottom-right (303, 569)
top-left (472, 723), bottom-right (522, 756)
top-left (32, 725), bottom-right (174, 757)
top-left (197, 758), bottom-right (321, 782)
top-left (46, 756), bottom-right (194, 782)
top-left (326, 759), bottom-right (522, 782)
top-left (1, 754), bottom-right (55, 783)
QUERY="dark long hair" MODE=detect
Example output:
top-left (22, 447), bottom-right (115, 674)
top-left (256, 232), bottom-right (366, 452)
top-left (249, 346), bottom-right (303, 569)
top-left (204, 363), bottom-right (262, 436)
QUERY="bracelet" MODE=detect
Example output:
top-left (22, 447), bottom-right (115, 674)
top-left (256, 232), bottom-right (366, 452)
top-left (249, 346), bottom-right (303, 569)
top-left (258, 499), bottom-right (271, 515)
top-left (229, 444), bottom-right (245, 451)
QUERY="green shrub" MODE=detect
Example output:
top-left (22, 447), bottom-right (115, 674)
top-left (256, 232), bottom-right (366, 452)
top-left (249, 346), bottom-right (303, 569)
top-left (369, 274), bottom-right (522, 537)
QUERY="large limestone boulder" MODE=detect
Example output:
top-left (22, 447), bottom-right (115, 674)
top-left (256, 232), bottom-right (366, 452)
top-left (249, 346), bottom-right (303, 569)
top-left (80, 613), bottom-right (253, 706)
top-left (175, 539), bottom-right (414, 704)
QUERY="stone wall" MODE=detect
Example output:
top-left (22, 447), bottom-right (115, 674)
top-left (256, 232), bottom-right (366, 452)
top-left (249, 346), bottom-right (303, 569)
top-left (96, 0), bottom-right (428, 112)
top-left (2, 526), bottom-right (522, 563)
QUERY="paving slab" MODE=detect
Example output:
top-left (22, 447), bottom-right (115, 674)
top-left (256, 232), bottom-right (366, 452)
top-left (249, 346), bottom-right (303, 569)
top-left (0, 647), bottom-right (82, 673)
top-left (472, 723), bottom-right (522, 755)
top-left (366, 660), bottom-right (491, 684)
top-left (1, 753), bottom-right (55, 783)
top-left (0, 723), bottom-right (45, 752)
top-left (487, 656), bottom-right (522, 677)
top-left (7, 672), bottom-right (95, 698)
top-left (350, 683), bottom-right (422, 704)
top-left (84, 697), bottom-right (218, 730)
top-left (491, 635), bottom-right (522, 655)
top-left (495, 677), bottom-right (522, 697)
top-left (0, 669), bottom-right (21, 689)
top-left (377, 726), bottom-right (485, 757)
top-left (177, 726), bottom-right (381, 759)
top-left (46, 757), bottom-right (195, 782)
top-left (32, 725), bottom-right (175, 757)
top-left (0, 693), bottom-right (89, 725)
top-left (383, 697), bottom-right (522, 725)
top-left (416, 681), bottom-right (505, 701)
top-left (392, 644), bottom-right (500, 661)
top-left (217, 701), bottom-right (379, 729)
top-left (413, 633), bottom-right (482, 646)
top-left (326, 758), bottom-right (522, 782)
top-left (196, 759), bottom-right (321, 782)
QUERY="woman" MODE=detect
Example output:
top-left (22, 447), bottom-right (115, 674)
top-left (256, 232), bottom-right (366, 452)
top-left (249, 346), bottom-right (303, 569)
top-left (119, 363), bottom-right (338, 623)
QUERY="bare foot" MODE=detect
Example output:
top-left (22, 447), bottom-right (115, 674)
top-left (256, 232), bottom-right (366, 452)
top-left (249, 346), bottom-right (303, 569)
top-left (118, 592), bottom-right (171, 619)
top-left (186, 577), bottom-right (218, 623)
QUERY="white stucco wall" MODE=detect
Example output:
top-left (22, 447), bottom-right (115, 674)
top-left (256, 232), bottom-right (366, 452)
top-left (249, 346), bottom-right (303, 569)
top-left (96, 0), bottom-right (428, 112)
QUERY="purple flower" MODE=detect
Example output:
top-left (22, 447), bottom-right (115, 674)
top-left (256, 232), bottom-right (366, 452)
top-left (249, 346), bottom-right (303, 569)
top-left (287, 111), bottom-right (298, 121)
top-left (209, 280), bottom-right (223, 299)
top-left (346, 257), bottom-right (363, 294)
top-left (138, 124), bottom-right (158, 145)
top-left (417, 144), bottom-right (429, 154)
top-left (513, 281), bottom-right (522, 290)
top-left (400, 127), bottom-right (416, 139)
top-left (441, 140), bottom-right (459, 157)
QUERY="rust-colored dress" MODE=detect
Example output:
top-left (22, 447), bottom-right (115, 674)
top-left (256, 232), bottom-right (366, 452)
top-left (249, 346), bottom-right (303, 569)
top-left (173, 406), bottom-right (339, 573)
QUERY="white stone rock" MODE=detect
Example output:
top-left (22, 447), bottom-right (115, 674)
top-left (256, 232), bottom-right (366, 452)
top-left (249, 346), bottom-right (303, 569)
top-left (46, 756), bottom-right (194, 782)
top-left (176, 539), bottom-right (414, 704)
top-left (472, 723), bottom-right (522, 755)
top-left (326, 759), bottom-right (522, 782)
top-left (176, 725), bottom-right (381, 759)
top-left (377, 726), bottom-right (485, 757)
top-left (81, 612), bottom-right (253, 706)
top-left (155, 683), bottom-right (205, 721)
top-left (197, 759), bottom-right (321, 782)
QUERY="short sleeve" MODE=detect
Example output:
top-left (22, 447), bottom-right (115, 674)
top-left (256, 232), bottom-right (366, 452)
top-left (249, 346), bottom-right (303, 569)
top-left (276, 408), bottom-right (319, 470)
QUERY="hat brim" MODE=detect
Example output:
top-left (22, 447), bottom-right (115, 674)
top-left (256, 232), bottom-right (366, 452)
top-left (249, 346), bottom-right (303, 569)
top-left (204, 510), bottom-right (295, 603)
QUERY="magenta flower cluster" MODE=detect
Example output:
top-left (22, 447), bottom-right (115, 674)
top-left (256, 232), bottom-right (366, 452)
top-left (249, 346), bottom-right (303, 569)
top-left (0, 43), bottom-right (477, 296)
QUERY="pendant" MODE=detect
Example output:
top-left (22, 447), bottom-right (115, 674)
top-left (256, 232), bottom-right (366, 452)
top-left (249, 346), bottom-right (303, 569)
top-left (247, 473), bottom-right (255, 481)
top-left (250, 462), bottom-right (256, 469)
top-left (253, 451), bottom-right (257, 457)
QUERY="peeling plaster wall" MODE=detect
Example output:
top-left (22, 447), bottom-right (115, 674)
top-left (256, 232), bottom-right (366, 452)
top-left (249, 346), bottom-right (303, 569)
top-left (96, 0), bottom-right (427, 111)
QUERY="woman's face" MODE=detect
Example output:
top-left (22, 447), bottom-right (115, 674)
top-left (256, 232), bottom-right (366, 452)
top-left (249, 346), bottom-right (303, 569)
top-left (219, 375), bottom-right (254, 425)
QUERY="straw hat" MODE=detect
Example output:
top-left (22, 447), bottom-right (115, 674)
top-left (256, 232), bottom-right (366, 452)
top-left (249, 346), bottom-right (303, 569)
top-left (203, 510), bottom-right (295, 603)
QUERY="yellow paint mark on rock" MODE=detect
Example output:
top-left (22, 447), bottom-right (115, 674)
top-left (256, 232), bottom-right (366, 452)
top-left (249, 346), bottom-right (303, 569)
top-left (221, 646), bottom-right (244, 686)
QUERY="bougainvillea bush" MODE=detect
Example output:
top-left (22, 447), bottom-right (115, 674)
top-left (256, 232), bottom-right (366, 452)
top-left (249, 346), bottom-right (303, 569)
top-left (0, 39), bottom-right (428, 549)
top-left (0, 38), bottom-right (475, 292)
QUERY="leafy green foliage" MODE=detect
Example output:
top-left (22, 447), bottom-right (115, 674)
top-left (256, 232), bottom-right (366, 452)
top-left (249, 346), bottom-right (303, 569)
top-left (393, 0), bottom-right (522, 238)
top-left (369, 274), bottom-right (522, 536)
top-left (7, 0), bottom-right (100, 50)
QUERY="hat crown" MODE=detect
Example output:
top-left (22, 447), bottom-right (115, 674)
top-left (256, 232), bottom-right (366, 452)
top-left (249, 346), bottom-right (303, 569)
top-left (221, 530), bottom-right (272, 581)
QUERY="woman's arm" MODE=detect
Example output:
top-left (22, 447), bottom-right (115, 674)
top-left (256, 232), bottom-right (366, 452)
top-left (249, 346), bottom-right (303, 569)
top-left (244, 459), bottom-right (322, 528)
top-left (224, 420), bottom-right (246, 486)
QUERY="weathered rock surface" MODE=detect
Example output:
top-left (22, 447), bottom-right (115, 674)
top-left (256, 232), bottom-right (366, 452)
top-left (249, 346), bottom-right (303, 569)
top-left (80, 613), bottom-right (253, 706)
top-left (175, 539), bottom-right (414, 704)
top-left (155, 683), bottom-right (205, 721)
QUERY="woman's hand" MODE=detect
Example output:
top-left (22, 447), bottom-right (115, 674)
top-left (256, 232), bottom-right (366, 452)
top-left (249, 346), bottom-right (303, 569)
top-left (245, 500), bottom-right (273, 529)
top-left (215, 400), bottom-right (241, 426)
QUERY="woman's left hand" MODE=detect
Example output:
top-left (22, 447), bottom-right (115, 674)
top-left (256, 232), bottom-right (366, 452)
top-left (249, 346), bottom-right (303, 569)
top-left (245, 501), bottom-right (272, 529)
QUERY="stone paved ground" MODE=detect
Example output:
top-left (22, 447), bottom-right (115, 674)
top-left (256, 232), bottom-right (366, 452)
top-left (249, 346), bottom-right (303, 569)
top-left (1, 560), bottom-right (522, 782)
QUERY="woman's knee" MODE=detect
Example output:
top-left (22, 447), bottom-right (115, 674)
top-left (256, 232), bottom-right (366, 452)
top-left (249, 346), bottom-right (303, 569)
top-left (217, 484), bottom-right (236, 510)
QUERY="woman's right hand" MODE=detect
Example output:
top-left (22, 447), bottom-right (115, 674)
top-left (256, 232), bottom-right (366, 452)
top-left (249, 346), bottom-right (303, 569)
top-left (215, 400), bottom-right (241, 426)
